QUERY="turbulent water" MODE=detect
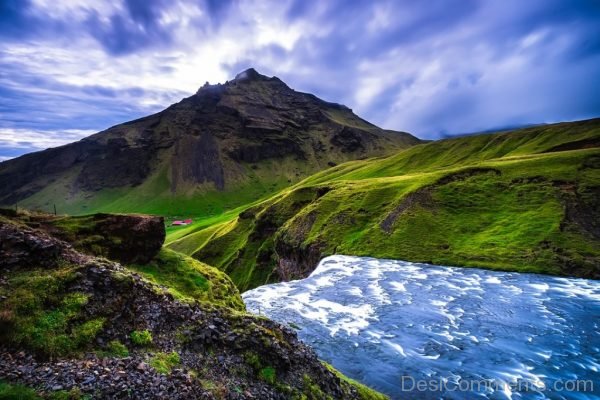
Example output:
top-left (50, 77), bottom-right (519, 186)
top-left (243, 255), bottom-right (600, 400)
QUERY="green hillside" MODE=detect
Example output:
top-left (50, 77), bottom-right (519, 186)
top-left (167, 118), bottom-right (600, 291)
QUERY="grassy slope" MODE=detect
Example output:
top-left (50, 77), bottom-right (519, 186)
top-left (167, 119), bottom-right (600, 291)
top-left (21, 160), bottom-right (297, 218)
top-left (128, 248), bottom-right (246, 310)
top-left (322, 363), bottom-right (388, 400)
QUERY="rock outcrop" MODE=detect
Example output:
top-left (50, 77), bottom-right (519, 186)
top-left (2, 212), bottom-right (165, 264)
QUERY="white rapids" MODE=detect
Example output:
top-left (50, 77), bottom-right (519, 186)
top-left (243, 255), bottom-right (600, 400)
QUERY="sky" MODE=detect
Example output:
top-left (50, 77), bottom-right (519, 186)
top-left (1, 0), bottom-right (599, 160)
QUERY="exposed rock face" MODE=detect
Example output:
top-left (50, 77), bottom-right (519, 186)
top-left (275, 240), bottom-right (325, 282)
top-left (0, 221), bottom-right (82, 270)
top-left (83, 213), bottom-right (166, 264)
top-left (14, 213), bottom-right (166, 265)
top-left (0, 68), bottom-right (420, 214)
top-left (171, 133), bottom-right (225, 191)
top-left (68, 136), bottom-right (155, 192)
top-left (0, 213), bottom-right (372, 399)
top-left (0, 212), bottom-right (164, 267)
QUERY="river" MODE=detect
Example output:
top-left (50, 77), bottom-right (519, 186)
top-left (242, 255), bottom-right (600, 400)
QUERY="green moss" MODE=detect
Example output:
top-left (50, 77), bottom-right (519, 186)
top-left (199, 380), bottom-right (229, 399)
top-left (0, 381), bottom-right (91, 400)
top-left (243, 351), bottom-right (262, 370)
top-left (103, 340), bottom-right (129, 358)
top-left (300, 374), bottom-right (333, 400)
top-left (45, 215), bottom-right (124, 260)
top-left (259, 367), bottom-right (276, 385)
top-left (47, 388), bottom-right (89, 400)
top-left (130, 330), bottom-right (153, 346)
top-left (0, 268), bottom-right (105, 357)
top-left (0, 381), bottom-right (40, 400)
top-left (149, 351), bottom-right (181, 374)
top-left (242, 351), bottom-right (277, 385)
top-left (47, 393), bottom-right (69, 400)
top-left (322, 362), bottom-right (388, 400)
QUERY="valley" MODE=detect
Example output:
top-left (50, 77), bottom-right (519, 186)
top-left (1, 70), bottom-right (599, 400)
top-left (2, 0), bottom-right (599, 398)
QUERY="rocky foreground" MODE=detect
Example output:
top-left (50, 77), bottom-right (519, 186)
top-left (0, 210), bottom-right (384, 399)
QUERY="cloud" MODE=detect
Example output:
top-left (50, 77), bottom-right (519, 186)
top-left (0, 0), bottom-right (599, 160)
top-left (0, 128), bottom-right (96, 156)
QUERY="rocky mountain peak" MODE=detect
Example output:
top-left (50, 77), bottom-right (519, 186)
top-left (233, 67), bottom-right (265, 82)
top-left (195, 68), bottom-right (274, 95)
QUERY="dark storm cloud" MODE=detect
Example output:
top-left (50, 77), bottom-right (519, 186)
top-left (0, 0), bottom-right (599, 158)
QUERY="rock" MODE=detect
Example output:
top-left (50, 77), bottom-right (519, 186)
top-left (89, 214), bottom-right (165, 264)
top-left (0, 223), bottom-right (76, 270)
top-left (40, 213), bottom-right (165, 264)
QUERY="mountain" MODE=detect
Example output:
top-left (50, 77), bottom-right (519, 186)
top-left (166, 118), bottom-right (600, 291)
top-left (0, 210), bottom-right (385, 399)
top-left (0, 68), bottom-right (420, 216)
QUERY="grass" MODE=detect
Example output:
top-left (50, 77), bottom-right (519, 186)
top-left (185, 187), bottom-right (323, 291)
top-left (169, 119), bottom-right (600, 290)
top-left (259, 367), bottom-right (276, 385)
top-left (0, 382), bottom-right (91, 400)
top-left (103, 340), bottom-right (129, 357)
top-left (128, 248), bottom-right (245, 310)
top-left (0, 218), bottom-right (390, 400)
top-left (243, 352), bottom-right (278, 386)
top-left (14, 114), bottom-right (414, 218)
top-left (0, 381), bottom-right (40, 400)
top-left (14, 158), bottom-right (294, 217)
top-left (1, 119), bottom-right (596, 400)
top-left (322, 362), bottom-right (389, 400)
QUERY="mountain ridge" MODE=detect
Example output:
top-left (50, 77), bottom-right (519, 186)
top-left (0, 68), bottom-right (420, 216)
